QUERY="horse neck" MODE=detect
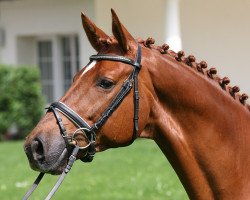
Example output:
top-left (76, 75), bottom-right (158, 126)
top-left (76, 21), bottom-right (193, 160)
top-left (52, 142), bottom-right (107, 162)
top-left (145, 52), bottom-right (250, 200)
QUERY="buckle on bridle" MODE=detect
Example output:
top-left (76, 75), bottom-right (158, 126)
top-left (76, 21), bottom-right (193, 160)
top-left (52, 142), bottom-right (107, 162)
top-left (71, 128), bottom-right (95, 150)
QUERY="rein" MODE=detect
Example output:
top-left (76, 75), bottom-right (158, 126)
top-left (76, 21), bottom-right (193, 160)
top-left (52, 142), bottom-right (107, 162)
top-left (23, 44), bottom-right (142, 199)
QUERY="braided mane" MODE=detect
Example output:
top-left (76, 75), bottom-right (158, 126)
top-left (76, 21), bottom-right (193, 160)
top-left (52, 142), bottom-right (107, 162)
top-left (137, 37), bottom-right (250, 112)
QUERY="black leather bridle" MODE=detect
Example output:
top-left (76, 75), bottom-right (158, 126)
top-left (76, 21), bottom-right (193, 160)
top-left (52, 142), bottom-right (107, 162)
top-left (23, 44), bottom-right (142, 200)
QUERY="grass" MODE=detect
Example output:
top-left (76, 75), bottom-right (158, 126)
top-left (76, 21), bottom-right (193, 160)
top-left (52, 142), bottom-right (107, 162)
top-left (0, 139), bottom-right (188, 200)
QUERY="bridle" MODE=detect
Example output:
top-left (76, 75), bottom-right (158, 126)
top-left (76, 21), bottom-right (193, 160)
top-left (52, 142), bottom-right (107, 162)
top-left (23, 44), bottom-right (142, 200)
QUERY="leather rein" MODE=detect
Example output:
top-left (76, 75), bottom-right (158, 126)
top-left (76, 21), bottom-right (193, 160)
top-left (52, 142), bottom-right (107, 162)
top-left (22, 44), bottom-right (142, 199)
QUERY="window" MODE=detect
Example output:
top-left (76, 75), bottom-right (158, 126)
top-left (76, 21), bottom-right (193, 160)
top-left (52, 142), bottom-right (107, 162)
top-left (38, 41), bottom-right (54, 103)
top-left (37, 35), bottom-right (80, 103)
top-left (61, 36), bottom-right (80, 91)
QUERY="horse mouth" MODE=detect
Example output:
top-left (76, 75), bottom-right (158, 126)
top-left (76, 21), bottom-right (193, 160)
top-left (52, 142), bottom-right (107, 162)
top-left (25, 140), bottom-right (69, 175)
top-left (36, 148), bottom-right (68, 175)
top-left (46, 148), bottom-right (69, 174)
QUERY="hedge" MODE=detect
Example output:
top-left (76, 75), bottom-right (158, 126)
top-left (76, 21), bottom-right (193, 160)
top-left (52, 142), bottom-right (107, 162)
top-left (0, 65), bottom-right (44, 140)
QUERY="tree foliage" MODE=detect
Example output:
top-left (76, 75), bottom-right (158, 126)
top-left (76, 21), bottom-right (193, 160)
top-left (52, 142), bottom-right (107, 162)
top-left (0, 65), bottom-right (44, 139)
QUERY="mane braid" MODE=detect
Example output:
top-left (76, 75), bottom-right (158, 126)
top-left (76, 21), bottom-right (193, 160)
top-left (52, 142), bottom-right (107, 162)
top-left (137, 37), bottom-right (250, 112)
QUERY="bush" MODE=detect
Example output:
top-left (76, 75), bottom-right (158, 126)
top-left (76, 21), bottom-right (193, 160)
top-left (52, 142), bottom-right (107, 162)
top-left (0, 65), bottom-right (44, 139)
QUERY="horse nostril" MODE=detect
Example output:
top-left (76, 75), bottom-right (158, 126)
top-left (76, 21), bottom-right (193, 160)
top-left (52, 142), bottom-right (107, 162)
top-left (31, 138), bottom-right (45, 162)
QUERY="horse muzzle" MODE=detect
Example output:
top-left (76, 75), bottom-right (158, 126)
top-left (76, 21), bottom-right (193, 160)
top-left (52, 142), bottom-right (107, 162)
top-left (24, 133), bottom-right (68, 175)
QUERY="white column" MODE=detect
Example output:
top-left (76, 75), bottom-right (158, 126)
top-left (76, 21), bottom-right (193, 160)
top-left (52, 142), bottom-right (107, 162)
top-left (165, 0), bottom-right (182, 52)
top-left (52, 36), bottom-right (63, 101)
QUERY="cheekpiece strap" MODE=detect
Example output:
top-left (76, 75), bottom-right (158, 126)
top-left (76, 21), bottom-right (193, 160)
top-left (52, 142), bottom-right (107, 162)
top-left (89, 44), bottom-right (142, 139)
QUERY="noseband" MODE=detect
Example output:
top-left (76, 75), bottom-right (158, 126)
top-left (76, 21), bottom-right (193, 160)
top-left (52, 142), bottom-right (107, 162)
top-left (23, 44), bottom-right (142, 199)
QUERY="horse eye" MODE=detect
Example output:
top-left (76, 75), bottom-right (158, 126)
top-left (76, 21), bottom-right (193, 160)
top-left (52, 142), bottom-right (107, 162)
top-left (98, 79), bottom-right (114, 89)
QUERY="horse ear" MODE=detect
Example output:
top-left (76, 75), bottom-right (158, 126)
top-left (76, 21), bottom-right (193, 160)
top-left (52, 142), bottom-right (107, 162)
top-left (111, 9), bottom-right (135, 52)
top-left (81, 12), bottom-right (110, 52)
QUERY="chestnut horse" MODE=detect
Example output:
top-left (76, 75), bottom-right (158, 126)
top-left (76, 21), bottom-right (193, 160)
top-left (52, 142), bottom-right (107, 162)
top-left (24, 9), bottom-right (250, 200)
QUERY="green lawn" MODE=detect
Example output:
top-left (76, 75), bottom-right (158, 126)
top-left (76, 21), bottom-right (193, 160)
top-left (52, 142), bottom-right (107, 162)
top-left (0, 139), bottom-right (188, 200)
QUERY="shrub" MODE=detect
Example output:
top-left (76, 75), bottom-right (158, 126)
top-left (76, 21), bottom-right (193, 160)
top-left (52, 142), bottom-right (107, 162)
top-left (0, 65), bottom-right (44, 139)
top-left (0, 66), bottom-right (13, 135)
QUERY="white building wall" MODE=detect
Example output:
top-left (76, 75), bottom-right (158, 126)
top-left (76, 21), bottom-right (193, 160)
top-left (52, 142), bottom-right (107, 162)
top-left (0, 0), bottom-right (95, 66)
top-left (180, 0), bottom-right (250, 94)
top-left (0, 0), bottom-right (176, 66)
top-left (95, 0), bottom-right (166, 44)
top-left (17, 37), bottom-right (36, 66)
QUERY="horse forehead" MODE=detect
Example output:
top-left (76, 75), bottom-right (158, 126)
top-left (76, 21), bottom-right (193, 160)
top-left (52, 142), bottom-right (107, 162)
top-left (81, 60), bottom-right (131, 77)
top-left (80, 61), bottom-right (97, 77)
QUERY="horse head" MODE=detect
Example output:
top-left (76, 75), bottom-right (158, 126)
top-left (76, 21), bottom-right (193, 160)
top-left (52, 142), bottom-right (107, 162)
top-left (24, 10), bottom-right (154, 175)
